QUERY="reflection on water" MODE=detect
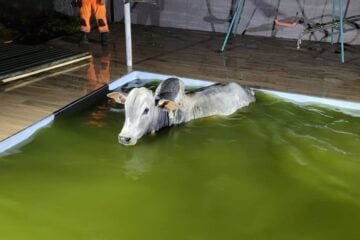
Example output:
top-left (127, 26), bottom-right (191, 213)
top-left (0, 91), bottom-right (359, 240)
top-left (86, 105), bottom-right (109, 128)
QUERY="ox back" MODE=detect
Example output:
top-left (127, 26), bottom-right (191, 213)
top-left (183, 83), bottom-right (255, 121)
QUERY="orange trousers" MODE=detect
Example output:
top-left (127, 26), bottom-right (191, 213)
top-left (80, 0), bottom-right (109, 33)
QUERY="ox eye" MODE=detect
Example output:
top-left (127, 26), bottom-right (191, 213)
top-left (143, 108), bottom-right (149, 115)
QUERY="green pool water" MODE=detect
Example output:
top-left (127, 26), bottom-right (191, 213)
top-left (0, 91), bottom-right (360, 240)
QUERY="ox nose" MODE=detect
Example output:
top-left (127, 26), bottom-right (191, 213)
top-left (119, 136), bottom-right (132, 145)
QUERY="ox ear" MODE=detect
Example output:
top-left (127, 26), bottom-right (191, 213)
top-left (158, 99), bottom-right (178, 111)
top-left (107, 92), bottom-right (127, 104)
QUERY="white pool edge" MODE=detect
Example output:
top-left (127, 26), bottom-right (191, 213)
top-left (0, 115), bottom-right (55, 154)
top-left (108, 71), bottom-right (213, 90)
top-left (1, 70), bottom-right (359, 154)
top-left (259, 89), bottom-right (360, 117)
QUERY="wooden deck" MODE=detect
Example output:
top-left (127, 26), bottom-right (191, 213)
top-left (0, 23), bottom-right (359, 141)
top-left (0, 43), bottom-right (91, 84)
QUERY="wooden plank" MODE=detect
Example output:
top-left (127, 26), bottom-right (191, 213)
top-left (1, 55), bottom-right (92, 84)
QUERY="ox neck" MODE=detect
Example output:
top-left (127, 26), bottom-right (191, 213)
top-left (178, 95), bottom-right (200, 122)
top-left (149, 107), bottom-right (171, 133)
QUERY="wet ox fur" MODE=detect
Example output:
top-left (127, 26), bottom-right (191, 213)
top-left (107, 78), bottom-right (255, 145)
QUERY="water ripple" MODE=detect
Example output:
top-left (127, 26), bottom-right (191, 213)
top-left (287, 130), bottom-right (349, 156)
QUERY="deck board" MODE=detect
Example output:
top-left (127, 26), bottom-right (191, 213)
top-left (0, 43), bottom-right (91, 83)
top-left (0, 23), bottom-right (359, 141)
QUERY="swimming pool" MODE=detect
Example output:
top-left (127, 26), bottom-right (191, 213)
top-left (0, 71), bottom-right (359, 240)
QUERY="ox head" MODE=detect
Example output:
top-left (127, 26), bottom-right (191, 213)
top-left (107, 78), bottom-right (185, 146)
top-left (107, 87), bottom-right (157, 146)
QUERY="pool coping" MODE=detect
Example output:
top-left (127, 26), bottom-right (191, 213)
top-left (1, 70), bottom-right (360, 154)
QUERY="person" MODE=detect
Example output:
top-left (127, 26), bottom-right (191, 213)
top-left (73, 0), bottom-right (109, 46)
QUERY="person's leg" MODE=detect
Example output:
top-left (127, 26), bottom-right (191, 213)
top-left (79, 0), bottom-right (92, 43)
top-left (94, 0), bottom-right (109, 45)
top-left (80, 0), bottom-right (92, 33)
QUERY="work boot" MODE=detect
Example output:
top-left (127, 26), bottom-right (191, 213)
top-left (101, 32), bottom-right (108, 46)
top-left (79, 31), bottom-right (89, 45)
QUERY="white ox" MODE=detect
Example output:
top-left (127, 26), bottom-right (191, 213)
top-left (107, 78), bottom-right (255, 145)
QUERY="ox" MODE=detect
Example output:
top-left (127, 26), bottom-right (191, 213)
top-left (107, 78), bottom-right (255, 145)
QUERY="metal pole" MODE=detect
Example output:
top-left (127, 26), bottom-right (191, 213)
top-left (338, 0), bottom-right (345, 63)
top-left (220, 0), bottom-right (243, 52)
top-left (331, 0), bottom-right (335, 45)
top-left (233, 0), bottom-right (245, 37)
top-left (124, 0), bottom-right (133, 69)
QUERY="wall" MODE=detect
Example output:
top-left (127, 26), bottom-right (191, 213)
top-left (54, 0), bottom-right (360, 45)
top-left (0, 0), bottom-right (53, 17)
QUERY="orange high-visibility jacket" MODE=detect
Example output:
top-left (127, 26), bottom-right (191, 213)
top-left (80, 0), bottom-right (109, 33)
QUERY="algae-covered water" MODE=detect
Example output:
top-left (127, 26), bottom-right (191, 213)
top-left (1, 91), bottom-right (360, 240)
